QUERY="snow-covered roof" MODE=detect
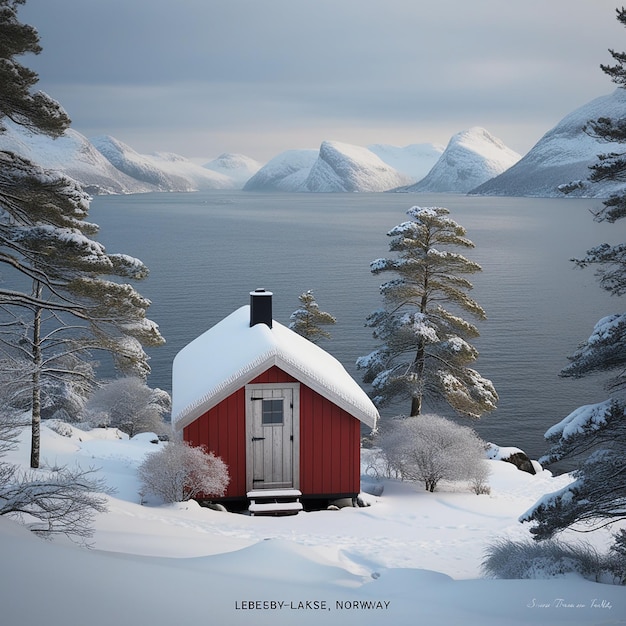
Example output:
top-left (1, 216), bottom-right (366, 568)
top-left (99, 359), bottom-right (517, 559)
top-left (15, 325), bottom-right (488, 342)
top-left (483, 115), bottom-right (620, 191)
top-left (172, 306), bottom-right (379, 431)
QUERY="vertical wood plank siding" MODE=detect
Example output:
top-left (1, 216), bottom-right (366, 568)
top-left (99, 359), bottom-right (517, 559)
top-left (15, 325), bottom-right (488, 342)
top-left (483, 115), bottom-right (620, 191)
top-left (299, 385), bottom-right (359, 495)
top-left (183, 365), bottom-right (360, 499)
top-left (183, 388), bottom-right (246, 499)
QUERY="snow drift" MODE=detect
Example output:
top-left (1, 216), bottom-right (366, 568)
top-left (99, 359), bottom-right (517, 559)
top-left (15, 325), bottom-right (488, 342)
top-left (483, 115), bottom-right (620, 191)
top-left (471, 89), bottom-right (626, 198)
top-left (0, 423), bottom-right (622, 626)
top-left (405, 127), bottom-right (521, 193)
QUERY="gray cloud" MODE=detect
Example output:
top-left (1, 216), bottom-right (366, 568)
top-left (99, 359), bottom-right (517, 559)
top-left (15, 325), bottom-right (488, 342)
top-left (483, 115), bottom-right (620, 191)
top-left (18, 0), bottom-right (623, 160)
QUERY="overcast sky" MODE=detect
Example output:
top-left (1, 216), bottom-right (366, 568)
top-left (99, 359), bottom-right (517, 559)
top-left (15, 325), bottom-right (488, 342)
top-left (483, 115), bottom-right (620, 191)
top-left (17, 0), bottom-right (625, 162)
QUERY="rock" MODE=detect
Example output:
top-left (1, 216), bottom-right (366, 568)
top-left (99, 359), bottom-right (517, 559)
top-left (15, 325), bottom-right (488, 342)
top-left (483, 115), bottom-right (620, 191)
top-left (485, 443), bottom-right (537, 475)
top-left (503, 451), bottom-right (537, 475)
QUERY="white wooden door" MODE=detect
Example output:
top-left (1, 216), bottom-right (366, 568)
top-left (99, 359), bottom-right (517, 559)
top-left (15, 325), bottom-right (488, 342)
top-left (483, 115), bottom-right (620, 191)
top-left (245, 384), bottom-right (300, 491)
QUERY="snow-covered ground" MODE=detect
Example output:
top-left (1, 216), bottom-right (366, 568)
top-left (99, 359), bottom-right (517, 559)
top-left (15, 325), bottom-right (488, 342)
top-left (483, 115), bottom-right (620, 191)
top-left (1, 423), bottom-right (624, 626)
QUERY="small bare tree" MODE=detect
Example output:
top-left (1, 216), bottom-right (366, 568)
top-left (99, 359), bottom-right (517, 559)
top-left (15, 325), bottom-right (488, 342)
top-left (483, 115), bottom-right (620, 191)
top-left (379, 414), bottom-right (489, 492)
top-left (0, 410), bottom-right (109, 543)
top-left (0, 463), bottom-right (109, 543)
top-left (138, 440), bottom-right (229, 503)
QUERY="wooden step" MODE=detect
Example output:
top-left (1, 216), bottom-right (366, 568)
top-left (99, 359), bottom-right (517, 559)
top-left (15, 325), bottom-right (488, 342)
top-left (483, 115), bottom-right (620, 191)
top-left (247, 489), bottom-right (303, 516)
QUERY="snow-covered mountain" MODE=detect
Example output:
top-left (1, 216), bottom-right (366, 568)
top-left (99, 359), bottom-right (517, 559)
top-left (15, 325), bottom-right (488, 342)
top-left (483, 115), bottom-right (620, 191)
top-left (0, 120), bottom-right (156, 195)
top-left (303, 141), bottom-right (413, 192)
top-left (244, 142), bottom-right (412, 192)
top-left (203, 153), bottom-right (263, 187)
top-left (471, 90), bottom-right (626, 198)
top-left (91, 136), bottom-right (235, 192)
top-left (0, 122), bottom-right (256, 194)
top-left (368, 142), bottom-right (444, 181)
top-left (243, 149), bottom-right (320, 191)
top-left (405, 127), bottom-right (521, 193)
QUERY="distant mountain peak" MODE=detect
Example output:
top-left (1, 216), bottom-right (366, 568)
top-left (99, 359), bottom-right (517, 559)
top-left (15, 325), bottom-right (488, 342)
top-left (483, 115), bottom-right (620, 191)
top-left (244, 141), bottom-right (417, 192)
top-left (405, 127), bottom-right (521, 193)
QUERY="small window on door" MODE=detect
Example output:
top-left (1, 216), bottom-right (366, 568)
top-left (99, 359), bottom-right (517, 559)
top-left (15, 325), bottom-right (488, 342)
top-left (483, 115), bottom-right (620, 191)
top-left (262, 398), bottom-right (284, 425)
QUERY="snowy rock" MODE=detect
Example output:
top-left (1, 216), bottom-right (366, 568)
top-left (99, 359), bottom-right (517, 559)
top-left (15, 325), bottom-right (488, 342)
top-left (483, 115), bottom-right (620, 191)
top-left (405, 127), bottom-right (521, 193)
top-left (471, 89), bottom-right (626, 198)
top-left (202, 152), bottom-right (263, 187)
top-left (486, 443), bottom-right (537, 475)
top-left (303, 141), bottom-right (412, 192)
top-left (367, 142), bottom-right (444, 182)
top-left (242, 149), bottom-right (318, 191)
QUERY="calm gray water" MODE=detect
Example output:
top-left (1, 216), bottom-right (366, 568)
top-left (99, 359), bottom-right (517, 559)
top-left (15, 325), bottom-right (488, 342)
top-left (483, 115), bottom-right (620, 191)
top-left (89, 191), bottom-right (624, 465)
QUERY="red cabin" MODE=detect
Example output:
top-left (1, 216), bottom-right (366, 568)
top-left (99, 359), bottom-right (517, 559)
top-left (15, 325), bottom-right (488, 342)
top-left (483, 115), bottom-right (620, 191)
top-left (171, 290), bottom-right (378, 511)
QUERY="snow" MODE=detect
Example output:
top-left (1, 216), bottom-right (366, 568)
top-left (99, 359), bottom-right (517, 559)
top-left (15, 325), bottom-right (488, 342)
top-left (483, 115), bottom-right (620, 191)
top-left (472, 89), bottom-right (626, 198)
top-left (172, 305), bottom-right (378, 430)
top-left (543, 399), bottom-right (615, 441)
top-left (242, 149), bottom-right (319, 191)
top-left (1, 423), bottom-right (624, 626)
top-left (0, 122), bottom-right (257, 194)
top-left (91, 135), bottom-right (236, 191)
top-left (406, 127), bottom-right (521, 193)
top-left (243, 142), bottom-right (413, 192)
top-left (303, 141), bottom-right (412, 192)
top-left (0, 120), bottom-right (155, 195)
top-left (202, 152), bottom-right (263, 186)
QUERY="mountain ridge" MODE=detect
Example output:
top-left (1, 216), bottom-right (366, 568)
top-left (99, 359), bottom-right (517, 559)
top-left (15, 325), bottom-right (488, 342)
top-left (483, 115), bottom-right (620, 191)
top-left (471, 89), bottom-right (626, 198)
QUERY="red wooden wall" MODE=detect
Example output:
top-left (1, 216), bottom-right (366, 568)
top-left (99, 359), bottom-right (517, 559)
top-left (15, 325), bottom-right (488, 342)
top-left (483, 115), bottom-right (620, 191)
top-left (299, 385), bottom-right (360, 496)
top-left (183, 365), bottom-right (361, 499)
top-left (183, 388), bottom-right (246, 499)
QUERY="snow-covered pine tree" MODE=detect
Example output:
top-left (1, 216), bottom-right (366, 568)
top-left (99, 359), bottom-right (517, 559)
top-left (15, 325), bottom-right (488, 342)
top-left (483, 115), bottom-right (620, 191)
top-left (0, 3), bottom-right (164, 467)
top-left (522, 7), bottom-right (626, 542)
top-left (289, 290), bottom-right (336, 343)
top-left (357, 205), bottom-right (497, 418)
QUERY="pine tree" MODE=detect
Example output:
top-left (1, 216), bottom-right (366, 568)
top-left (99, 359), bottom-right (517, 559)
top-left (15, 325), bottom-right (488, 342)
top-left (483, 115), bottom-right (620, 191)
top-left (523, 6), bottom-right (626, 540)
top-left (0, 2), bottom-right (164, 467)
top-left (357, 206), bottom-right (497, 418)
top-left (289, 290), bottom-right (336, 343)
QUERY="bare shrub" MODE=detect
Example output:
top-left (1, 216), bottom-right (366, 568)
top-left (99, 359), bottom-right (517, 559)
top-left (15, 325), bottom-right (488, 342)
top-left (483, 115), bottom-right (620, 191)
top-left (138, 440), bottom-right (229, 503)
top-left (0, 464), bottom-right (109, 543)
top-left (482, 538), bottom-right (620, 584)
top-left (378, 414), bottom-right (489, 492)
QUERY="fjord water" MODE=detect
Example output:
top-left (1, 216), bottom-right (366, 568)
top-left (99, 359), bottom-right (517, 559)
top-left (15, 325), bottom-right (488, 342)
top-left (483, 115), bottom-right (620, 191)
top-left (90, 191), bottom-right (623, 465)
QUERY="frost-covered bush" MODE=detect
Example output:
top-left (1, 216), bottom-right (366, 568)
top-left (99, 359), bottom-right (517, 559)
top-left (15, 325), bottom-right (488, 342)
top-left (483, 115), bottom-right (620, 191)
top-left (138, 440), bottom-right (229, 503)
top-left (378, 414), bottom-right (489, 492)
top-left (85, 377), bottom-right (170, 437)
top-left (482, 538), bottom-right (621, 584)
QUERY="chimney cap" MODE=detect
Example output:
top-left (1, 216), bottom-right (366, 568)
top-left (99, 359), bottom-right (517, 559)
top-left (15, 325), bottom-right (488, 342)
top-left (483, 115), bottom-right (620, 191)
top-left (249, 288), bottom-right (273, 296)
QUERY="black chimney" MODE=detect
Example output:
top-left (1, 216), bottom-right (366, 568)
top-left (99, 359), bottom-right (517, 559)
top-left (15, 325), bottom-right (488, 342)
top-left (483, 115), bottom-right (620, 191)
top-left (249, 289), bottom-right (273, 328)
